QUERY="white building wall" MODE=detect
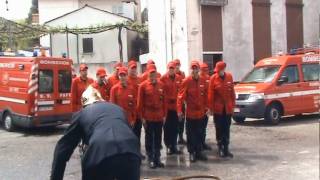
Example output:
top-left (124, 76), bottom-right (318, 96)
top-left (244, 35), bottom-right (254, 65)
top-left (46, 7), bottom-right (130, 64)
top-left (38, 0), bottom-right (135, 47)
top-left (147, 0), bottom-right (189, 74)
top-left (62, 29), bottom-right (127, 64)
top-left (303, 0), bottom-right (320, 46)
top-left (222, 1), bottom-right (254, 81)
top-left (171, 0), bottom-right (189, 75)
top-left (147, 0), bottom-right (168, 74)
top-left (186, 0), bottom-right (203, 62)
top-left (270, 0), bottom-right (288, 55)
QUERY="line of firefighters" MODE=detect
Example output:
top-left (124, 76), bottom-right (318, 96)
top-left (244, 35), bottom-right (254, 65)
top-left (71, 59), bottom-right (236, 169)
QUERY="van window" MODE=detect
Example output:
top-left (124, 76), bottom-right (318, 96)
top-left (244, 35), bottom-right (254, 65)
top-left (58, 70), bottom-right (72, 93)
top-left (39, 70), bottom-right (53, 93)
top-left (280, 65), bottom-right (299, 83)
top-left (241, 66), bottom-right (280, 83)
top-left (302, 64), bottom-right (320, 81)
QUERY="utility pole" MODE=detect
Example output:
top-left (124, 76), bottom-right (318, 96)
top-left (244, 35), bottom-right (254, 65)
top-left (6, 0), bottom-right (14, 51)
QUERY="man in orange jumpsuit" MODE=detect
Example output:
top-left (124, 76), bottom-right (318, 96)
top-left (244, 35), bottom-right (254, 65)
top-left (199, 63), bottom-right (212, 151)
top-left (137, 64), bottom-right (166, 169)
top-left (127, 61), bottom-right (143, 140)
top-left (71, 64), bottom-right (94, 112)
top-left (110, 67), bottom-right (137, 128)
top-left (174, 59), bottom-right (186, 79)
top-left (173, 59), bottom-right (187, 144)
top-left (177, 60), bottom-right (208, 162)
top-left (140, 59), bottom-right (161, 82)
top-left (160, 61), bottom-right (183, 155)
top-left (208, 61), bottom-right (235, 158)
top-left (91, 67), bottom-right (112, 101)
top-left (108, 62), bottom-right (123, 87)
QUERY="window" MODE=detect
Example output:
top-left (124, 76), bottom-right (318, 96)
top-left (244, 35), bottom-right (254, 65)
top-left (203, 53), bottom-right (223, 75)
top-left (112, 4), bottom-right (124, 15)
top-left (302, 64), bottom-right (320, 82)
top-left (58, 70), bottom-right (72, 93)
top-left (280, 65), bottom-right (299, 84)
top-left (83, 38), bottom-right (93, 53)
top-left (241, 66), bottom-right (280, 83)
top-left (39, 70), bottom-right (53, 93)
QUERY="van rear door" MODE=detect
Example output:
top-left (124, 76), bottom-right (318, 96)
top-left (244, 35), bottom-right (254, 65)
top-left (36, 58), bottom-right (72, 116)
top-left (37, 69), bottom-right (55, 113)
top-left (55, 69), bottom-right (72, 113)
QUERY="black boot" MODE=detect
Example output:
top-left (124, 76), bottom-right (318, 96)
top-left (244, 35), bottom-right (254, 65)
top-left (178, 135), bottom-right (186, 145)
top-left (189, 153), bottom-right (196, 162)
top-left (149, 160), bottom-right (156, 169)
top-left (172, 146), bottom-right (182, 154)
top-left (155, 158), bottom-right (165, 168)
top-left (167, 147), bottom-right (174, 155)
top-left (196, 151), bottom-right (208, 161)
top-left (224, 145), bottom-right (233, 158)
top-left (217, 144), bottom-right (224, 157)
top-left (203, 143), bottom-right (212, 151)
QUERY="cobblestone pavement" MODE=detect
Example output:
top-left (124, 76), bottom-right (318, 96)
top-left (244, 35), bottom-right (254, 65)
top-left (0, 114), bottom-right (318, 180)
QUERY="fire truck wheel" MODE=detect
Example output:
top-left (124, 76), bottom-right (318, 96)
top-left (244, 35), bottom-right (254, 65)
top-left (265, 104), bottom-right (282, 125)
top-left (232, 116), bottom-right (246, 123)
top-left (3, 113), bottom-right (15, 132)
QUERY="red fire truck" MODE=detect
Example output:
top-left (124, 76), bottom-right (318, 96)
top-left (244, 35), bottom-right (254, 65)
top-left (0, 56), bottom-right (73, 131)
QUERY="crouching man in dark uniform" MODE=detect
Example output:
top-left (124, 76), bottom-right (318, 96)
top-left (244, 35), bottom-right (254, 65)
top-left (50, 86), bottom-right (141, 180)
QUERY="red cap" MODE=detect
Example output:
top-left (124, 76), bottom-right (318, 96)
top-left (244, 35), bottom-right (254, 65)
top-left (114, 62), bottom-right (123, 70)
top-left (190, 60), bottom-right (200, 69)
top-left (200, 62), bottom-right (209, 70)
top-left (118, 67), bottom-right (128, 75)
top-left (215, 61), bottom-right (226, 72)
top-left (96, 67), bottom-right (107, 77)
top-left (167, 61), bottom-right (176, 69)
top-left (173, 59), bottom-right (181, 66)
top-left (147, 64), bottom-right (157, 73)
top-left (128, 61), bottom-right (137, 69)
top-left (147, 59), bottom-right (155, 65)
top-left (79, 64), bottom-right (88, 71)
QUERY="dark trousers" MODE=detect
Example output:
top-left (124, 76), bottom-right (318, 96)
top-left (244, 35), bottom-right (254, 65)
top-left (178, 106), bottom-right (186, 138)
top-left (178, 116), bottom-right (185, 138)
top-left (186, 118), bottom-right (204, 154)
top-left (84, 153), bottom-right (141, 180)
top-left (145, 121), bottom-right (163, 161)
top-left (133, 119), bottom-right (142, 141)
top-left (201, 115), bottom-right (209, 146)
top-left (164, 110), bottom-right (179, 148)
top-left (214, 110), bottom-right (232, 147)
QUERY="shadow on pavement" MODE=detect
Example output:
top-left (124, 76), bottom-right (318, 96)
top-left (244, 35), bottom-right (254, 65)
top-left (12, 125), bottom-right (68, 137)
top-left (235, 113), bottom-right (319, 127)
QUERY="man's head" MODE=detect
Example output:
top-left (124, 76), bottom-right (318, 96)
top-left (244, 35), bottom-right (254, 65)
top-left (147, 59), bottom-right (155, 65)
top-left (118, 67), bottom-right (128, 84)
top-left (174, 59), bottom-right (181, 72)
top-left (200, 62), bottom-right (209, 75)
top-left (81, 85), bottom-right (103, 107)
top-left (96, 67), bottom-right (107, 85)
top-left (79, 64), bottom-right (88, 79)
top-left (113, 62), bottom-right (123, 76)
top-left (167, 61), bottom-right (176, 76)
top-left (215, 61), bottom-right (226, 77)
top-left (190, 60), bottom-right (200, 79)
top-left (128, 61), bottom-right (137, 77)
top-left (148, 64), bottom-right (158, 83)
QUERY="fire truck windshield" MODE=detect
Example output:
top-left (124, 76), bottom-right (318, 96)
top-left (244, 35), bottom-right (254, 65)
top-left (241, 66), bottom-right (280, 83)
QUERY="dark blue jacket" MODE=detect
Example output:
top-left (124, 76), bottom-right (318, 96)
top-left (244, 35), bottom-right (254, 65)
top-left (50, 102), bottom-right (141, 180)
